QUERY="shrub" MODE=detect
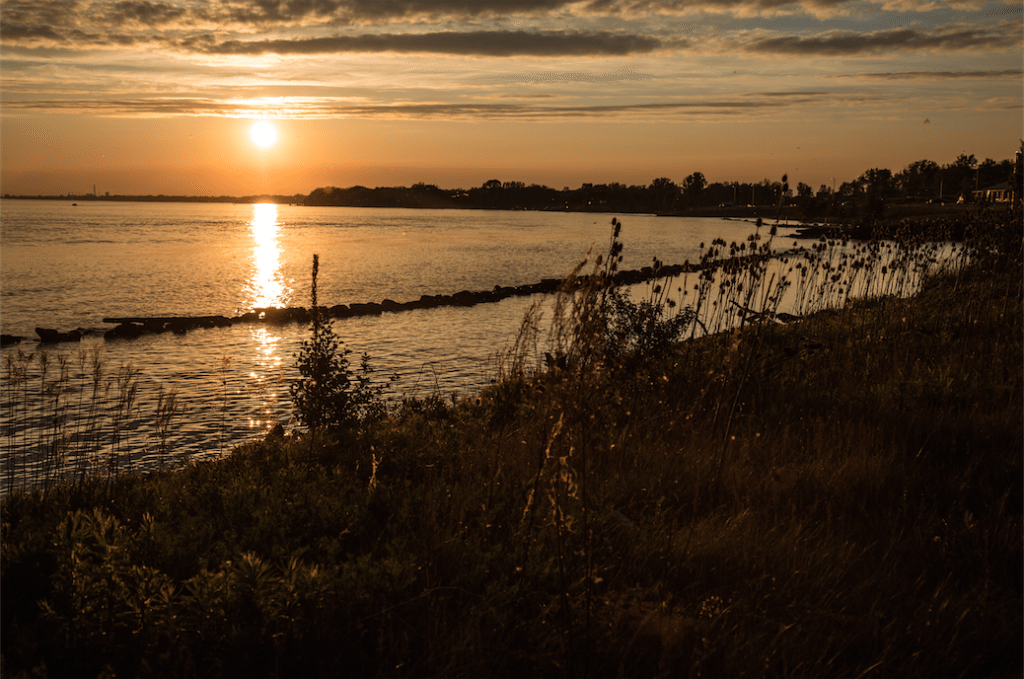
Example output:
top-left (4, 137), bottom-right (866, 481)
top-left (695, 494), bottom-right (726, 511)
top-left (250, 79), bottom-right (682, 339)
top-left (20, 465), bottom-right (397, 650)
top-left (290, 255), bottom-right (384, 431)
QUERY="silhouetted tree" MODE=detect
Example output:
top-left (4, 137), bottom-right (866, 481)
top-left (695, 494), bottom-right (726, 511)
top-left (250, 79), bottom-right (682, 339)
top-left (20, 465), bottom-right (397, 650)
top-left (895, 160), bottom-right (940, 200)
top-left (944, 154), bottom-right (978, 201)
top-left (681, 172), bottom-right (707, 206)
top-left (650, 177), bottom-right (680, 211)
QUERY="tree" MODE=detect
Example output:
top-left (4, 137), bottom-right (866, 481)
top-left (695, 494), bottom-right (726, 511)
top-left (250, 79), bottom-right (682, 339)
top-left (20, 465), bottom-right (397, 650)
top-left (680, 172), bottom-right (707, 206)
top-left (837, 181), bottom-right (860, 199)
top-left (291, 254), bottom-right (383, 431)
top-left (858, 168), bottom-right (894, 198)
top-left (648, 177), bottom-right (680, 211)
top-left (895, 160), bottom-right (940, 200)
top-left (951, 153), bottom-right (977, 170)
top-left (944, 154), bottom-right (978, 201)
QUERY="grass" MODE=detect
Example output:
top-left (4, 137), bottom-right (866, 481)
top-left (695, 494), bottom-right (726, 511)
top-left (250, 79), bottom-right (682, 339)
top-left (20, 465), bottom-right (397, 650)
top-left (1, 206), bottom-right (1021, 678)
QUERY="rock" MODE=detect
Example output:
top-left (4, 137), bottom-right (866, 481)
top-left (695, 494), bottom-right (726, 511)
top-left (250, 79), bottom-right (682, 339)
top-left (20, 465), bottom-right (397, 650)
top-left (195, 316), bottom-right (231, 329)
top-left (451, 290), bottom-right (480, 306)
top-left (36, 327), bottom-right (83, 343)
top-left (538, 278), bottom-right (561, 293)
top-left (492, 286), bottom-right (517, 300)
top-left (259, 308), bottom-right (306, 324)
top-left (1, 334), bottom-right (23, 346)
top-left (104, 323), bottom-right (147, 340)
top-left (164, 319), bottom-right (192, 334)
top-left (348, 302), bottom-right (382, 316)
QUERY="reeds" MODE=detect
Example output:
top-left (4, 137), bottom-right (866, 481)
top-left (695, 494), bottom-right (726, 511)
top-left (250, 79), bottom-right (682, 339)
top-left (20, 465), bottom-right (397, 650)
top-left (1, 206), bottom-right (1019, 678)
top-left (0, 346), bottom-right (185, 494)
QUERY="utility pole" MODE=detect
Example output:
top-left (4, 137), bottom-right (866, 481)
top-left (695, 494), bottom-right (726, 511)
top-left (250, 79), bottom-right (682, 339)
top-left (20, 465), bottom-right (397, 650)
top-left (1014, 148), bottom-right (1022, 207)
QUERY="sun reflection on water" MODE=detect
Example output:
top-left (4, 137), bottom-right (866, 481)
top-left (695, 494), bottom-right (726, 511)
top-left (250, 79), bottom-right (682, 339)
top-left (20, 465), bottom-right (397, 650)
top-left (244, 205), bottom-right (292, 432)
top-left (246, 326), bottom-right (287, 431)
top-left (247, 203), bottom-right (291, 310)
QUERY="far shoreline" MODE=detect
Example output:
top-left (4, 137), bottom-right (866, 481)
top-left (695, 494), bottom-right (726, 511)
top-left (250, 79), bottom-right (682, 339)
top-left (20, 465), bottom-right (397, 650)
top-left (1, 192), bottom-right (978, 223)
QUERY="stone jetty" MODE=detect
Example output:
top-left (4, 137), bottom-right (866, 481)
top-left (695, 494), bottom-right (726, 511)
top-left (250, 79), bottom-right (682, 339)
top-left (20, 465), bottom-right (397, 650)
top-left (36, 328), bottom-right (83, 343)
top-left (14, 262), bottom-right (703, 345)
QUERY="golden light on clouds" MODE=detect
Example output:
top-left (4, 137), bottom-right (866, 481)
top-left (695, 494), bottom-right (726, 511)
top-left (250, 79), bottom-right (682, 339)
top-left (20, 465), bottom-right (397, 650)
top-left (0, 0), bottom-right (1020, 195)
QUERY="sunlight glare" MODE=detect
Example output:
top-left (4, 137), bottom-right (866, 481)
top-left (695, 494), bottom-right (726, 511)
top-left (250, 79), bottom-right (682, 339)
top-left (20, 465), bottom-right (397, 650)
top-left (250, 120), bottom-right (277, 148)
top-left (247, 203), bottom-right (289, 309)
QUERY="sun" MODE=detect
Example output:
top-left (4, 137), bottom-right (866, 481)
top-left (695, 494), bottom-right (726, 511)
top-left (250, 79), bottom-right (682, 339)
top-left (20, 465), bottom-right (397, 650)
top-left (250, 120), bottom-right (277, 148)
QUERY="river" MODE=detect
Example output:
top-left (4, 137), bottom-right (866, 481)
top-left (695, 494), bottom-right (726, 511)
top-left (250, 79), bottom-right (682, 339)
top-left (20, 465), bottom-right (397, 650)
top-left (0, 199), bottom-right (806, 492)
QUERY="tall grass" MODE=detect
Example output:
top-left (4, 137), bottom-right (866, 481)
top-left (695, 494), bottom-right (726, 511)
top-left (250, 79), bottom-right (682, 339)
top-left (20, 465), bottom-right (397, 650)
top-left (0, 348), bottom-right (182, 493)
top-left (1, 205), bottom-right (1020, 678)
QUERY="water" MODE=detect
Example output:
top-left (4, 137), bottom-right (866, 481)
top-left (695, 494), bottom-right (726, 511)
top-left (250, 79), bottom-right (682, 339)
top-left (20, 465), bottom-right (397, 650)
top-left (1, 199), bottom-right (799, 492)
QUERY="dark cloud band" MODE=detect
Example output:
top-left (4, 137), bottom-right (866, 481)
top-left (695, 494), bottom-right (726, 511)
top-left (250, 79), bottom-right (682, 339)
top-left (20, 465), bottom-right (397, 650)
top-left (836, 69), bottom-right (1023, 80)
top-left (188, 30), bottom-right (667, 56)
top-left (744, 22), bottom-right (1022, 56)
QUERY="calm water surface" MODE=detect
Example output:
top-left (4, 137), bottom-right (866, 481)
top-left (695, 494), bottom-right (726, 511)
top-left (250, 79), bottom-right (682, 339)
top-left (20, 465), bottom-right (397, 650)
top-left (1, 200), bottom-right (792, 491)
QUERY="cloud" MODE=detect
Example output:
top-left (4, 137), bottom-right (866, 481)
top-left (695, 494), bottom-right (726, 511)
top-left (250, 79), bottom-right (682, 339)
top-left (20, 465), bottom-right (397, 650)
top-left (742, 21), bottom-right (1022, 56)
top-left (1, 0), bottom-right (1018, 60)
top-left (212, 0), bottom-right (580, 25)
top-left (0, 90), bottom-right (880, 120)
top-left (0, 0), bottom-right (983, 47)
top-left (102, 0), bottom-right (187, 26)
top-left (581, 0), bottom-right (854, 18)
top-left (835, 68), bottom-right (1023, 79)
top-left (497, 67), bottom-right (654, 83)
top-left (187, 30), bottom-right (671, 56)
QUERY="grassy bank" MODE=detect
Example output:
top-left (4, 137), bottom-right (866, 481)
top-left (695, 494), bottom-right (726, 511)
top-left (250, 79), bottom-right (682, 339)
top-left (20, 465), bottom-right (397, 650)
top-left (2, 211), bottom-right (1021, 678)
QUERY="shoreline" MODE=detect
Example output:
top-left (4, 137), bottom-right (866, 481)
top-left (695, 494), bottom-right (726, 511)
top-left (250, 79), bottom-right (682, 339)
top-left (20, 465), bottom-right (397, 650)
top-left (1, 192), bottom-right (982, 223)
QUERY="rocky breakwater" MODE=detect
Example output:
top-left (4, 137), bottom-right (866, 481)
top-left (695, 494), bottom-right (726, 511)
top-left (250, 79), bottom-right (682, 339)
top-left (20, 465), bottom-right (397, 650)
top-left (103, 315), bottom-right (235, 340)
top-left (12, 263), bottom-right (701, 346)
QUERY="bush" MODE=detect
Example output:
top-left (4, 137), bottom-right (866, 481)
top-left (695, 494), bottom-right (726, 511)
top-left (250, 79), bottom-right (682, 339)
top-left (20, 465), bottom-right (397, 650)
top-left (290, 254), bottom-right (384, 431)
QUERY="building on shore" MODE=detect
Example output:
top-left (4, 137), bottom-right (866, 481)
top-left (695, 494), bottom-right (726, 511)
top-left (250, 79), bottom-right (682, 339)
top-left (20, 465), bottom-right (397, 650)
top-left (972, 181), bottom-right (1013, 203)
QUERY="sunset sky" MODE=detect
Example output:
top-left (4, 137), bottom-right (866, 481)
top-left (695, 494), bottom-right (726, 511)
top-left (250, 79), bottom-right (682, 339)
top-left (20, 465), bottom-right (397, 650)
top-left (1, 0), bottom-right (1021, 197)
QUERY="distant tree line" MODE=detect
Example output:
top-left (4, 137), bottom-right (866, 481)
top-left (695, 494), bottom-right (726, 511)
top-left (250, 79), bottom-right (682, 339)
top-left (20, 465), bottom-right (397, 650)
top-left (305, 147), bottom-right (1022, 217)
top-left (6, 148), bottom-right (1018, 214)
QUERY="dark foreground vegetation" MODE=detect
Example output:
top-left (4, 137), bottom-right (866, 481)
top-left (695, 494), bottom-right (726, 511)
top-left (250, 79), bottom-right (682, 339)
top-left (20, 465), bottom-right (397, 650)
top-left (2, 207), bottom-right (1021, 678)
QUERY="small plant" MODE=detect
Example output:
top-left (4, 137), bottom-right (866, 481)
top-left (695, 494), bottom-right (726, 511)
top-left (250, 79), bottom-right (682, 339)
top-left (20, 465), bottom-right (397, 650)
top-left (153, 385), bottom-right (180, 468)
top-left (290, 254), bottom-right (385, 432)
top-left (604, 260), bottom-right (694, 372)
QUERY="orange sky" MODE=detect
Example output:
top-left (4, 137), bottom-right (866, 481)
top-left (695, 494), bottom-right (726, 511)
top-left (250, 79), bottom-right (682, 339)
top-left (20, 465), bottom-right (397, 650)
top-left (1, 0), bottom-right (1021, 196)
